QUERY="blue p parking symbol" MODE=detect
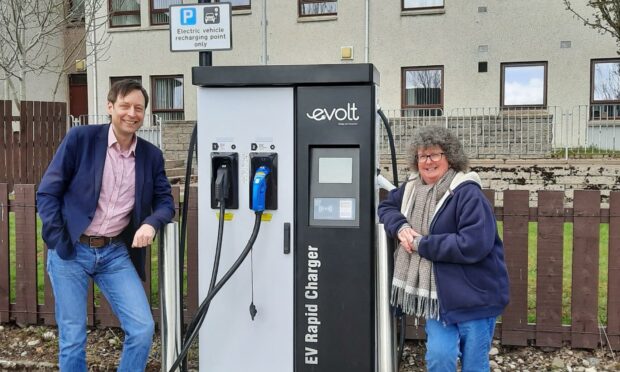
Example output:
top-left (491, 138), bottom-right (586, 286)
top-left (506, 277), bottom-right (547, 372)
top-left (180, 8), bottom-right (196, 25)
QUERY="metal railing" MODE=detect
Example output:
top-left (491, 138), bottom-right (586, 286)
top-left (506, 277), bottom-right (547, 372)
top-left (378, 109), bottom-right (445, 156)
top-left (379, 105), bottom-right (620, 159)
top-left (69, 114), bottom-right (162, 148)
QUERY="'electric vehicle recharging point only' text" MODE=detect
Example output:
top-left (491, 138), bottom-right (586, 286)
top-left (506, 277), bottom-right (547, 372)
top-left (192, 64), bottom-right (394, 371)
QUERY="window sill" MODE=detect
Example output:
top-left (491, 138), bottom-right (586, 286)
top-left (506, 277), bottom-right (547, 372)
top-left (498, 107), bottom-right (550, 116)
top-left (401, 8), bottom-right (445, 16)
top-left (588, 119), bottom-right (620, 126)
top-left (65, 20), bottom-right (86, 29)
top-left (297, 15), bottom-right (338, 23)
top-left (108, 25), bottom-right (169, 33)
top-left (232, 9), bottom-right (252, 16)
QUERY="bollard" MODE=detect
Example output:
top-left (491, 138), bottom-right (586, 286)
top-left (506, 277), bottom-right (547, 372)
top-left (376, 224), bottom-right (397, 372)
top-left (159, 221), bottom-right (181, 372)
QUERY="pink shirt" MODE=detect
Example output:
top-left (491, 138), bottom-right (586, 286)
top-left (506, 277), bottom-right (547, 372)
top-left (84, 126), bottom-right (137, 237)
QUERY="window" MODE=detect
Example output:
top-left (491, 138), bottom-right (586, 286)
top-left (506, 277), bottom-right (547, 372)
top-left (150, 0), bottom-right (183, 25)
top-left (109, 0), bottom-right (141, 27)
top-left (151, 76), bottom-right (184, 121)
top-left (216, 0), bottom-right (251, 11)
top-left (403, 0), bottom-right (444, 10)
top-left (299, 0), bottom-right (337, 17)
top-left (591, 59), bottom-right (620, 119)
top-left (68, 0), bottom-right (85, 23)
top-left (501, 62), bottom-right (547, 108)
top-left (402, 66), bottom-right (443, 116)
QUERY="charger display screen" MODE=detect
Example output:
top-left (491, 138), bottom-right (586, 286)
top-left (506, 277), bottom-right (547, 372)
top-left (309, 147), bottom-right (359, 227)
top-left (318, 157), bottom-right (353, 184)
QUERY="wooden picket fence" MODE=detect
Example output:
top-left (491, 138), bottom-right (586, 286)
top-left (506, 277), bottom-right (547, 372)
top-left (0, 185), bottom-right (618, 350)
top-left (0, 100), bottom-right (67, 191)
top-left (0, 184), bottom-right (197, 329)
top-left (403, 190), bottom-right (620, 350)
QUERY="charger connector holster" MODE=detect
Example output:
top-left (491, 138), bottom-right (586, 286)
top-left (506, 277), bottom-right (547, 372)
top-left (249, 153), bottom-right (277, 210)
top-left (211, 152), bottom-right (238, 209)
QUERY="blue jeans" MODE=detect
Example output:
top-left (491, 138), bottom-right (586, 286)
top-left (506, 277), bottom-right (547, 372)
top-left (425, 317), bottom-right (496, 372)
top-left (47, 241), bottom-right (154, 371)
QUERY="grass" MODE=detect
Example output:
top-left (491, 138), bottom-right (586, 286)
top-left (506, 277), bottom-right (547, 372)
top-left (551, 146), bottom-right (620, 158)
top-left (6, 215), bottom-right (611, 325)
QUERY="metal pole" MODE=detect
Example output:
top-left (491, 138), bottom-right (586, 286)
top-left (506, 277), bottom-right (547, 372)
top-left (376, 224), bottom-right (397, 372)
top-left (199, 0), bottom-right (213, 67)
top-left (364, 0), bottom-right (369, 63)
top-left (89, 0), bottom-right (99, 118)
top-left (159, 221), bottom-right (182, 372)
top-left (262, 0), bottom-right (267, 64)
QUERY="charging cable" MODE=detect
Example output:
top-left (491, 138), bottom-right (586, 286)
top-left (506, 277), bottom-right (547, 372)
top-left (248, 165), bottom-right (270, 320)
top-left (177, 124), bottom-right (197, 372)
top-left (378, 108), bottom-right (406, 368)
top-left (169, 166), bottom-right (271, 372)
top-left (211, 163), bottom-right (231, 305)
top-left (179, 163), bottom-right (230, 364)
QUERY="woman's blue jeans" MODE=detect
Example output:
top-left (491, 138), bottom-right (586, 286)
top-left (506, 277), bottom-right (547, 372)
top-left (47, 241), bottom-right (154, 371)
top-left (425, 317), bottom-right (496, 372)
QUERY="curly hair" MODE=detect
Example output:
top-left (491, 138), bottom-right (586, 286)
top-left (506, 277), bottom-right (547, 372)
top-left (408, 125), bottom-right (469, 172)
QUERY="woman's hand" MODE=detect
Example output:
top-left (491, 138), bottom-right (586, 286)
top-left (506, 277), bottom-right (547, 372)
top-left (397, 226), bottom-right (421, 253)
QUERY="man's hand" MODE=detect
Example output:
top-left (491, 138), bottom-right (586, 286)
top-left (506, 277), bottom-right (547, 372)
top-left (397, 226), bottom-right (421, 253)
top-left (132, 224), bottom-right (156, 248)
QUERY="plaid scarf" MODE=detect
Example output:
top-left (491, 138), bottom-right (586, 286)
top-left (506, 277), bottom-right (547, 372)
top-left (390, 169), bottom-right (455, 319)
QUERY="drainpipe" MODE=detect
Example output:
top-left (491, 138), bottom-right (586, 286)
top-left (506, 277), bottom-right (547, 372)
top-left (90, 1), bottom-right (99, 118)
top-left (262, 0), bottom-right (268, 65)
top-left (365, 0), bottom-right (369, 62)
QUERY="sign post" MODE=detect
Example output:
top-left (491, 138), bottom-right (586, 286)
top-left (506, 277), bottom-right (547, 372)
top-left (169, 3), bottom-right (232, 52)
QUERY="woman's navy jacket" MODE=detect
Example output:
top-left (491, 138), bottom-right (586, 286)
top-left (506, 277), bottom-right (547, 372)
top-left (378, 172), bottom-right (510, 324)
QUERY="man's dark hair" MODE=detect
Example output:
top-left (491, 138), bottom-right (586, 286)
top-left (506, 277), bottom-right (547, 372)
top-left (107, 79), bottom-right (149, 109)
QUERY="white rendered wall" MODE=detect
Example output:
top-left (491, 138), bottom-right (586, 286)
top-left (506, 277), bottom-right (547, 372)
top-left (88, 0), bottom-right (617, 119)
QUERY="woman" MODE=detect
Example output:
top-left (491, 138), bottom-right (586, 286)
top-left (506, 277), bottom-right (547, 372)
top-left (378, 125), bottom-right (509, 371)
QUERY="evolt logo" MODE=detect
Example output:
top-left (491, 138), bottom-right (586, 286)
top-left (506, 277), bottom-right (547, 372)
top-left (306, 103), bottom-right (360, 122)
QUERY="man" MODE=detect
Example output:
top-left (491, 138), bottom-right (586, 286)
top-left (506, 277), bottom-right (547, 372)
top-left (37, 79), bottom-right (174, 371)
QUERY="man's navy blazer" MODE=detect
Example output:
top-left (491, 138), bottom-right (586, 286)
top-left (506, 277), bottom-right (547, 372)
top-left (37, 124), bottom-right (175, 280)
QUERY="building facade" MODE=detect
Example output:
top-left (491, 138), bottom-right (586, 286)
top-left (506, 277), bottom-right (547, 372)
top-left (84, 1), bottom-right (616, 123)
top-left (0, 0), bottom-right (89, 117)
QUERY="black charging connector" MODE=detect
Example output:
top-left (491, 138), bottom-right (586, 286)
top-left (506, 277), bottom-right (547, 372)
top-left (249, 153), bottom-right (277, 210)
top-left (214, 165), bottom-right (230, 203)
top-left (211, 152), bottom-right (238, 209)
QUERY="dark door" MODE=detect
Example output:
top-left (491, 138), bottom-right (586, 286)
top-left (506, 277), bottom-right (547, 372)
top-left (69, 74), bottom-right (88, 121)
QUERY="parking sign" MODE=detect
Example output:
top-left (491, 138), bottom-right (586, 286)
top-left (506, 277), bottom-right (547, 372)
top-left (180, 8), bottom-right (196, 25)
top-left (169, 3), bottom-right (232, 52)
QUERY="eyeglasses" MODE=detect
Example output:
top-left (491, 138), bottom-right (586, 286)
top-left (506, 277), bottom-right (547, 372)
top-left (417, 153), bottom-right (445, 162)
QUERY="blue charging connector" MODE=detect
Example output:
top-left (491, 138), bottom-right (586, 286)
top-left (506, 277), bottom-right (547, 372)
top-left (251, 166), bottom-right (271, 212)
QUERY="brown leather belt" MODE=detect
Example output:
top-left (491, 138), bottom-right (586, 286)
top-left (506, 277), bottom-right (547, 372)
top-left (79, 235), bottom-right (122, 248)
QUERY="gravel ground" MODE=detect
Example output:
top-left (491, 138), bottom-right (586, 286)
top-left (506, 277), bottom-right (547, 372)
top-left (0, 323), bottom-right (618, 371)
top-left (400, 339), bottom-right (620, 371)
top-left (0, 323), bottom-right (198, 371)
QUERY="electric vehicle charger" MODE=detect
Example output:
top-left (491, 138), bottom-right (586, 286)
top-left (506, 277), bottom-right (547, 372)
top-left (187, 63), bottom-right (391, 371)
top-left (174, 111), bottom-right (399, 371)
top-left (169, 167), bottom-right (271, 372)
